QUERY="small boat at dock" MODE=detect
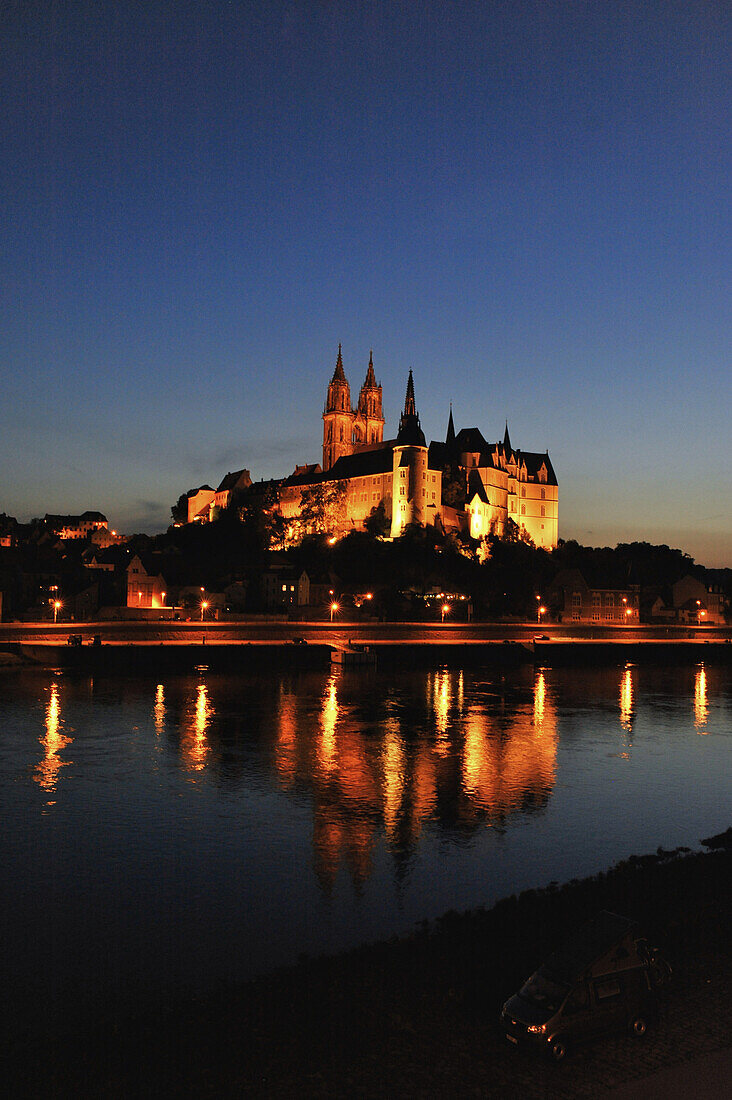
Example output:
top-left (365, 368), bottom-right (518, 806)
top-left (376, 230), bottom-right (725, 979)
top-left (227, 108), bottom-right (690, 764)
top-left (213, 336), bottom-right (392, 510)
top-left (331, 644), bottom-right (377, 667)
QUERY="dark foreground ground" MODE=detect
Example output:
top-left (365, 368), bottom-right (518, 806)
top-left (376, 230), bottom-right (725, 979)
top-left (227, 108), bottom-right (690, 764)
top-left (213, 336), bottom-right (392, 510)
top-left (3, 833), bottom-right (730, 1099)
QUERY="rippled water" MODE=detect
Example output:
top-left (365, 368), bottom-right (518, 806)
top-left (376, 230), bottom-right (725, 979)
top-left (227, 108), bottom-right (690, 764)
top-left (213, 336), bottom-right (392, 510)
top-left (1, 661), bottom-right (730, 1006)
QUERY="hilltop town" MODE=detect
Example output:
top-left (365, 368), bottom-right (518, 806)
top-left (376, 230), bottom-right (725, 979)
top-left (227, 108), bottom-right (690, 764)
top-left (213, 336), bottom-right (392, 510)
top-left (0, 355), bottom-right (728, 624)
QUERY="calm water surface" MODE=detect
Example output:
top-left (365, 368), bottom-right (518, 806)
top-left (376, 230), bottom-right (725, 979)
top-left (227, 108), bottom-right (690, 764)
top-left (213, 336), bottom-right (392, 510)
top-left (1, 661), bottom-right (730, 1005)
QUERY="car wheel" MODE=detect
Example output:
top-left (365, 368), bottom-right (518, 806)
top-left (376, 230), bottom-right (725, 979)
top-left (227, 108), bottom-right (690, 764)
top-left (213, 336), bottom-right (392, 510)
top-left (549, 1037), bottom-right (568, 1062)
top-left (630, 1015), bottom-right (647, 1037)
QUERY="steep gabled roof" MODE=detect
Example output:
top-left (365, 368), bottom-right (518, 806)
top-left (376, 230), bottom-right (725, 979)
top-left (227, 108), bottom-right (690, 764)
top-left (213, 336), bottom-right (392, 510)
top-left (467, 469), bottom-right (489, 504)
top-left (520, 450), bottom-right (558, 485)
top-left (216, 469), bottom-right (251, 493)
top-left (454, 427), bottom-right (488, 453)
top-left (322, 447), bottom-right (394, 480)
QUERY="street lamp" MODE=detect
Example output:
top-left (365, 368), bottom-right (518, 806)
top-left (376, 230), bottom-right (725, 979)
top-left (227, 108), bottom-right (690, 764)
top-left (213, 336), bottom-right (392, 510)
top-left (536, 595), bottom-right (541, 623)
top-left (201, 600), bottom-right (209, 622)
top-left (441, 602), bottom-right (450, 623)
top-left (696, 600), bottom-right (702, 626)
top-left (330, 601), bottom-right (339, 622)
top-left (53, 600), bottom-right (61, 624)
top-left (538, 605), bottom-right (546, 625)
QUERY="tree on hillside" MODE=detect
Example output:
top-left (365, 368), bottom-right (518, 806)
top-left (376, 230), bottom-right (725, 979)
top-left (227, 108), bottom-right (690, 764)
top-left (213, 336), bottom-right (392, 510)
top-left (171, 494), bottom-right (188, 524)
top-left (296, 481), bottom-right (348, 540)
top-left (364, 500), bottom-right (390, 537)
top-left (503, 517), bottom-right (536, 547)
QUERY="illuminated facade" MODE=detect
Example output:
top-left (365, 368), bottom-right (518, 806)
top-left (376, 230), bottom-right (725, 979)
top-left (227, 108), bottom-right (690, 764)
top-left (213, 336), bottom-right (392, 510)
top-left (44, 511), bottom-right (109, 540)
top-left (126, 554), bottom-right (167, 609)
top-left (187, 346), bottom-right (559, 546)
top-left (276, 348), bottom-right (559, 545)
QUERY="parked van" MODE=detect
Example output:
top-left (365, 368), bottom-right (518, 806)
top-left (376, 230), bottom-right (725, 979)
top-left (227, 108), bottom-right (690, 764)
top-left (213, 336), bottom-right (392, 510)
top-left (500, 911), bottom-right (670, 1061)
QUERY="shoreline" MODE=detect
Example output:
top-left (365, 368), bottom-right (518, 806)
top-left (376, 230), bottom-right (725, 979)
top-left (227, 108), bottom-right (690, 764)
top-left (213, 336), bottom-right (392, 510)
top-left (2, 630), bottom-right (732, 671)
top-left (4, 831), bottom-right (730, 1097)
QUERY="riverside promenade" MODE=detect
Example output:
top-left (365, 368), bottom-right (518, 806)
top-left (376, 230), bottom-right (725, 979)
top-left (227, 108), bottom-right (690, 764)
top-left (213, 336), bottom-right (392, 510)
top-left (1, 620), bottom-right (730, 671)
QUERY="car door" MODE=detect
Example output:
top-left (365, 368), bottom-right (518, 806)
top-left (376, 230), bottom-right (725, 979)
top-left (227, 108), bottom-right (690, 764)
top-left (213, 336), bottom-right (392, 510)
top-left (559, 982), bottom-right (593, 1045)
top-left (590, 975), bottom-right (627, 1038)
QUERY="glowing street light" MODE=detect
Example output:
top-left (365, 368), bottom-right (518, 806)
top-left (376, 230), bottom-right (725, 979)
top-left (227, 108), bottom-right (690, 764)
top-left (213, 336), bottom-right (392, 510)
top-left (441, 602), bottom-right (451, 623)
top-left (536, 594), bottom-right (541, 623)
top-left (53, 600), bottom-right (61, 624)
top-left (538, 605), bottom-right (546, 625)
top-left (161, 591), bottom-right (166, 606)
top-left (201, 600), bottom-right (209, 622)
top-left (330, 601), bottom-right (339, 622)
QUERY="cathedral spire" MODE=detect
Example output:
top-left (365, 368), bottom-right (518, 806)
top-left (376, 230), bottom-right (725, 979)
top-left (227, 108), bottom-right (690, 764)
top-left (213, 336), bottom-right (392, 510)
top-left (363, 349), bottom-right (376, 388)
top-left (331, 343), bottom-right (346, 383)
top-left (446, 403), bottom-right (455, 447)
top-left (404, 369), bottom-right (416, 417)
top-left (503, 421), bottom-right (512, 453)
top-left (397, 370), bottom-right (425, 447)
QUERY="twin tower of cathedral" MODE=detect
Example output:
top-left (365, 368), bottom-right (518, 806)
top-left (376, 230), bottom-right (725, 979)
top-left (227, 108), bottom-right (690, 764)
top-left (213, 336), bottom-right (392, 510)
top-left (315, 344), bottom-right (558, 546)
top-left (322, 344), bottom-right (385, 470)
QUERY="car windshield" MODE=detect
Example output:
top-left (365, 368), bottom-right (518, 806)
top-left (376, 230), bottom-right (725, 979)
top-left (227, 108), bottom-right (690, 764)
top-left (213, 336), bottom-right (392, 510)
top-left (519, 972), bottom-right (570, 1014)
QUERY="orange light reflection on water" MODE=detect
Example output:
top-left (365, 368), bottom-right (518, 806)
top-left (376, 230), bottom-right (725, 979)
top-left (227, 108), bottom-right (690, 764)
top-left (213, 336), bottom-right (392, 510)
top-left (35, 682), bottom-right (72, 794)
top-left (382, 718), bottom-right (405, 841)
top-left (181, 682), bottom-right (212, 771)
top-left (461, 670), bottom-right (558, 817)
top-left (153, 684), bottom-right (165, 736)
top-left (619, 665), bottom-right (635, 735)
top-left (694, 666), bottom-right (708, 733)
top-left (276, 686), bottom-right (298, 787)
top-left (432, 670), bottom-right (451, 753)
top-left (318, 671), bottom-right (339, 775)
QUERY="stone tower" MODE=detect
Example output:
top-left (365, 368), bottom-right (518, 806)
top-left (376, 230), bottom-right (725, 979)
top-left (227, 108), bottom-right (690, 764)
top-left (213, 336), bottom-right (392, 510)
top-left (322, 344), bottom-right (353, 471)
top-left (390, 370), bottom-right (428, 537)
top-left (353, 351), bottom-right (384, 446)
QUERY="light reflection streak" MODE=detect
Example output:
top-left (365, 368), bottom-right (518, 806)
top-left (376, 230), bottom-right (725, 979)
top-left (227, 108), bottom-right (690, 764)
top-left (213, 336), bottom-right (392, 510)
top-left (382, 718), bottom-right (404, 841)
top-left (433, 670), bottom-right (451, 753)
top-left (694, 666), bottom-right (708, 733)
top-left (181, 682), bottom-right (212, 771)
top-left (619, 665), bottom-right (635, 734)
top-left (462, 708), bottom-right (498, 810)
top-left (35, 682), bottom-right (72, 794)
top-left (534, 670), bottom-right (546, 728)
top-left (276, 686), bottom-right (298, 787)
top-left (153, 684), bottom-right (165, 736)
top-left (318, 671), bottom-right (339, 775)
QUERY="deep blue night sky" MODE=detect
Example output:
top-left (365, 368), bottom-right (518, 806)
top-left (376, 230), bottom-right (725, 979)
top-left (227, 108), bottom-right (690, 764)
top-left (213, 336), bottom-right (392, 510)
top-left (2, 2), bottom-right (730, 564)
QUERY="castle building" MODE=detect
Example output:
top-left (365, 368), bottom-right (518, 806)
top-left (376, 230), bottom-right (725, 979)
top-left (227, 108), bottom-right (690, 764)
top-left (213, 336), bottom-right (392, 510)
top-left (188, 347), bottom-right (558, 547)
top-left (279, 348), bottom-right (557, 547)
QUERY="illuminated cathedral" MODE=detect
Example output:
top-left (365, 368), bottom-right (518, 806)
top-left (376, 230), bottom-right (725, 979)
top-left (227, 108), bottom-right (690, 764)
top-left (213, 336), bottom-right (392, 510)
top-left (276, 346), bottom-right (558, 547)
top-left (188, 345), bottom-right (558, 547)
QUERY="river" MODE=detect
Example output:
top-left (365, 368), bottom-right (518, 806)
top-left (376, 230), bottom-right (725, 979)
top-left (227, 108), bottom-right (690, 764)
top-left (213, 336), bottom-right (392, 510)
top-left (1, 660), bottom-right (730, 1010)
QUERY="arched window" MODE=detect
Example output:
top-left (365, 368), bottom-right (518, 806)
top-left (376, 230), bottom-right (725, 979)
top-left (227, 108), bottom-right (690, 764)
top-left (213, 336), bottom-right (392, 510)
top-left (521, 504), bottom-right (526, 515)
